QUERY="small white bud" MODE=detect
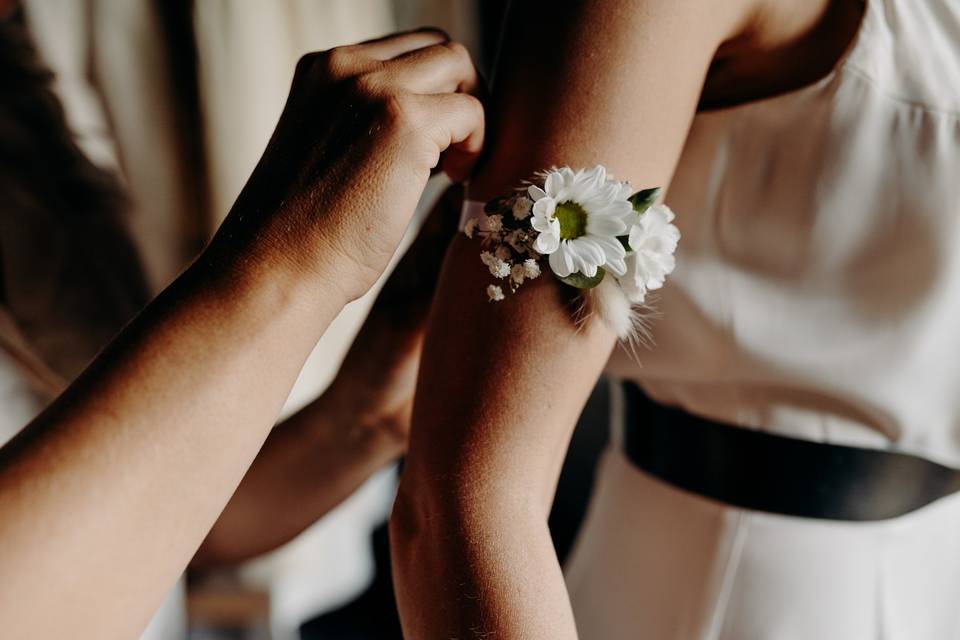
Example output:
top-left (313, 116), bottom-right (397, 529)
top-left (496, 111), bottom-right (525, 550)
top-left (512, 196), bottom-right (533, 220)
top-left (481, 214), bottom-right (503, 232)
top-left (489, 258), bottom-right (511, 279)
top-left (523, 258), bottom-right (541, 279)
top-left (511, 264), bottom-right (526, 285)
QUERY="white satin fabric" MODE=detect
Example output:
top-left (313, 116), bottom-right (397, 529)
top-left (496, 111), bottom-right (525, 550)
top-left (567, 443), bottom-right (960, 639)
top-left (573, 0), bottom-right (960, 637)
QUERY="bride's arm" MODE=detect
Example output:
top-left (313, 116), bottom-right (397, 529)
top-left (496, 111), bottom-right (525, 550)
top-left (391, 1), bottom-right (755, 636)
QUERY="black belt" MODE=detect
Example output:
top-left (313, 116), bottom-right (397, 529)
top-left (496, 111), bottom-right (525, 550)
top-left (621, 382), bottom-right (960, 521)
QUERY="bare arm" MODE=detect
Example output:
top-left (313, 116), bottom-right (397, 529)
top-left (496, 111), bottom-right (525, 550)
top-left (391, 2), bottom-right (753, 636)
top-left (193, 186), bottom-right (460, 568)
top-left (0, 32), bottom-right (482, 638)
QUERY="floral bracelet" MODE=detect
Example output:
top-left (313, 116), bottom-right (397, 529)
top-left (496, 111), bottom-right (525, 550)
top-left (461, 165), bottom-right (680, 341)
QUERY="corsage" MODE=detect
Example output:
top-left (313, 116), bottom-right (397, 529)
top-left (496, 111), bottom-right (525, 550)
top-left (461, 165), bottom-right (680, 342)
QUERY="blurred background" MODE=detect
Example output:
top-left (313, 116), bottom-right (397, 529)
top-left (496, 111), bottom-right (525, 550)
top-left (4, 1), bottom-right (609, 638)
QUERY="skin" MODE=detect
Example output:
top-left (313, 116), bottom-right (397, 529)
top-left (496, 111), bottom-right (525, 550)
top-left (0, 30), bottom-right (483, 639)
top-left (390, 0), bottom-right (863, 637)
top-left (193, 184), bottom-right (461, 567)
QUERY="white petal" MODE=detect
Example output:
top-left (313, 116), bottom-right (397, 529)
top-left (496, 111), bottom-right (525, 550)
top-left (532, 198), bottom-right (556, 219)
top-left (544, 171), bottom-right (564, 197)
top-left (595, 180), bottom-right (620, 203)
top-left (586, 215), bottom-right (627, 237)
top-left (627, 224), bottom-right (644, 250)
top-left (531, 213), bottom-right (554, 233)
top-left (571, 237), bottom-right (605, 267)
top-left (586, 165), bottom-right (607, 184)
top-left (535, 231), bottom-right (560, 254)
top-left (592, 235), bottom-right (626, 259)
top-left (528, 185), bottom-right (547, 201)
top-left (549, 246), bottom-right (575, 277)
top-left (608, 200), bottom-right (634, 216)
top-left (605, 255), bottom-right (628, 277)
top-left (566, 241), bottom-right (597, 276)
top-left (567, 248), bottom-right (587, 275)
top-left (572, 167), bottom-right (602, 201)
top-left (649, 203), bottom-right (675, 223)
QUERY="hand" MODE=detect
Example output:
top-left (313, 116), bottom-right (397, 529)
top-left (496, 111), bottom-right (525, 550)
top-left (322, 184), bottom-right (464, 455)
top-left (208, 29), bottom-right (484, 303)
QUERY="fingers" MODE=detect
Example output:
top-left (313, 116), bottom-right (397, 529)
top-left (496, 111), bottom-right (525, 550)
top-left (385, 41), bottom-right (479, 95)
top-left (355, 28), bottom-right (449, 61)
top-left (304, 32), bottom-right (486, 183)
top-left (413, 93), bottom-right (485, 182)
top-left (299, 29), bottom-right (451, 81)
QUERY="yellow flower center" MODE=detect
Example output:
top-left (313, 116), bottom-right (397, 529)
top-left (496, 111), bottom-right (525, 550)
top-left (555, 201), bottom-right (588, 240)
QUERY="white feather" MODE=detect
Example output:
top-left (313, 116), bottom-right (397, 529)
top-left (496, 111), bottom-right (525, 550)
top-left (591, 276), bottom-right (635, 339)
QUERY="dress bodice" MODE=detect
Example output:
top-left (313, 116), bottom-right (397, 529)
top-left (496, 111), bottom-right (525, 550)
top-left (608, 0), bottom-right (960, 466)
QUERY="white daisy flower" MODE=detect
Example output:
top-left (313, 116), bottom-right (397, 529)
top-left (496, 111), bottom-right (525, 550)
top-left (487, 284), bottom-right (505, 302)
top-left (527, 165), bottom-right (631, 278)
top-left (618, 204), bottom-right (681, 303)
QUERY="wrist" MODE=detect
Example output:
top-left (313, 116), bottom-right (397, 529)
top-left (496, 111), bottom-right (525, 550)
top-left (212, 184), bottom-right (390, 305)
top-left (195, 218), bottom-right (352, 326)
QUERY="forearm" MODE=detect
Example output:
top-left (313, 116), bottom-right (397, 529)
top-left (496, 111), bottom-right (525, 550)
top-left (393, 485), bottom-right (577, 638)
top-left (0, 249), bottom-right (345, 638)
top-left (392, 237), bottom-right (614, 638)
top-left (197, 184), bottom-right (462, 568)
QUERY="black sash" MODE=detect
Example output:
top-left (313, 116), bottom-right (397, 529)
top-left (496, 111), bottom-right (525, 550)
top-left (621, 383), bottom-right (960, 521)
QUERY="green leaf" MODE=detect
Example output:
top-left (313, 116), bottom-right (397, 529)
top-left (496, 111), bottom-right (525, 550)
top-left (629, 187), bottom-right (661, 215)
top-left (558, 268), bottom-right (605, 290)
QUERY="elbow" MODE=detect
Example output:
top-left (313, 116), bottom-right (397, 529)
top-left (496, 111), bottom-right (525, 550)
top-left (388, 477), bottom-right (434, 551)
top-left (389, 469), bottom-right (547, 553)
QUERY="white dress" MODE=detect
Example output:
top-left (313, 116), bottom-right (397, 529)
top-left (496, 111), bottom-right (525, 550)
top-left (567, 0), bottom-right (960, 637)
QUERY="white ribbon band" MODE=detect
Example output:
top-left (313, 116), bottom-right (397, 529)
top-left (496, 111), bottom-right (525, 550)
top-left (458, 199), bottom-right (486, 231)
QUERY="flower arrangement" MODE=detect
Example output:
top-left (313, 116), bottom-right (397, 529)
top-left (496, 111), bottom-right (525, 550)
top-left (462, 165), bottom-right (680, 340)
